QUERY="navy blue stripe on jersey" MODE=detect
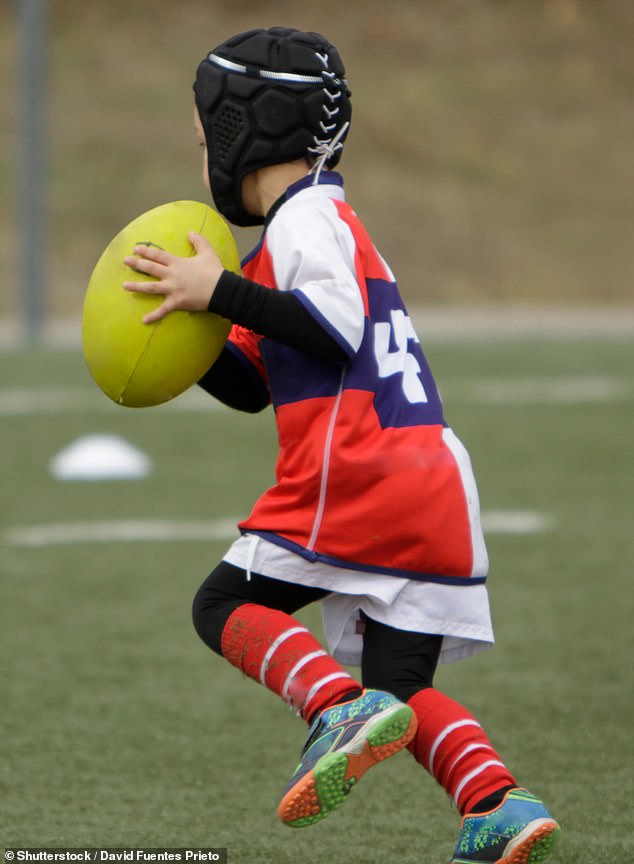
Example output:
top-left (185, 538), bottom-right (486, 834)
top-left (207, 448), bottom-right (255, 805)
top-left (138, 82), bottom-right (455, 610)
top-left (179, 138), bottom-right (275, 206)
top-left (242, 530), bottom-right (487, 585)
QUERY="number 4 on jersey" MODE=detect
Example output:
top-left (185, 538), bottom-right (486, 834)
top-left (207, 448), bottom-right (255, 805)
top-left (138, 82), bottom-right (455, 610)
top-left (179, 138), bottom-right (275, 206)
top-left (373, 309), bottom-right (428, 404)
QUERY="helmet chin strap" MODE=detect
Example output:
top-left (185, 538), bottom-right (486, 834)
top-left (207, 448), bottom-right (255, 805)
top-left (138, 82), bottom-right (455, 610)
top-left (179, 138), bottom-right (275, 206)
top-left (308, 121), bottom-right (350, 184)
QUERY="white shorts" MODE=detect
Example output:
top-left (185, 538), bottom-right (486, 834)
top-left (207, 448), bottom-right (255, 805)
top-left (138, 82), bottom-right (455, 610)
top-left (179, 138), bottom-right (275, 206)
top-left (223, 533), bottom-right (494, 667)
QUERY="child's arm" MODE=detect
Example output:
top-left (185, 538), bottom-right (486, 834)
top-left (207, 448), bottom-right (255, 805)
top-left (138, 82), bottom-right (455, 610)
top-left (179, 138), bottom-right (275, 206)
top-left (208, 271), bottom-right (347, 363)
top-left (123, 231), bottom-right (347, 363)
top-left (197, 346), bottom-right (270, 413)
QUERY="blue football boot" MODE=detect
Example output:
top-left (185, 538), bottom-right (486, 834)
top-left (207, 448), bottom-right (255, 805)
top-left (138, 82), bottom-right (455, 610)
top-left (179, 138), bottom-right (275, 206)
top-left (451, 787), bottom-right (560, 863)
top-left (278, 688), bottom-right (417, 828)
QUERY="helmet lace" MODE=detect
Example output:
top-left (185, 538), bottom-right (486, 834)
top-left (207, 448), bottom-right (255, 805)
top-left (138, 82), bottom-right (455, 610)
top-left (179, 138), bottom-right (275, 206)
top-left (308, 51), bottom-right (349, 183)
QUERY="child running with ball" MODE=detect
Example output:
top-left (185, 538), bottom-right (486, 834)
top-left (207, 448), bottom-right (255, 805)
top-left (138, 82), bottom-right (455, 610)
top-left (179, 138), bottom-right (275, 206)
top-left (124, 26), bottom-right (560, 863)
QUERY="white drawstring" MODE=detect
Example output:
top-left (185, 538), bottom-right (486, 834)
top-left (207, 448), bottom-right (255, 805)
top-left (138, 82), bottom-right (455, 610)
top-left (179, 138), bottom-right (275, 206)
top-left (309, 120), bottom-right (350, 184)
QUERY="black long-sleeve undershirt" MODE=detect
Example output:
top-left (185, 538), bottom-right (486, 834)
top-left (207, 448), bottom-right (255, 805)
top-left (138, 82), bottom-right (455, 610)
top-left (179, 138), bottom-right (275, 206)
top-left (198, 270), bottom-right (349, 411)
top-left (197, 346), bottom-right (269, 413)
top-left (208, 270), bottom-right (348, 362)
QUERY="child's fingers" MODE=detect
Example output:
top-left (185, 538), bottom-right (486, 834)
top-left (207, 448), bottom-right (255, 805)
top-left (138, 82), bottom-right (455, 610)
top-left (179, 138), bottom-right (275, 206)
top-left (132, 244), bottom-right (172, 264)
top-left (188, 231), bottom-right (206, 250)
top-left (123, 256), bottom-right (163, 279)
top-left (123, 279), bottom-right (164, 294)
top-left (122, 277), bottom-right (175, 322)
top-left (123, 244), bottom-right (174, 278)
top-left (142, 299), bottom-right (174, 324)
top-left (189, 231), bottom-right (223, 266)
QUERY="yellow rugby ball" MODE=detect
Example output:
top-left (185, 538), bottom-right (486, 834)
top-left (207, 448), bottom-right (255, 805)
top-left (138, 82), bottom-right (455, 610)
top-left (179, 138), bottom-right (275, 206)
top-left (82, 200), bottom-right (239, 407)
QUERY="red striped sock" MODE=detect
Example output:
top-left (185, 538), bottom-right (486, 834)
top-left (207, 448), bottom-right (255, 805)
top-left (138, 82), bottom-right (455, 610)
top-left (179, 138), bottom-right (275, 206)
top-left (407, 688), bottom-right (516, 815)
top-left (220, 603), bottom-right (361, 722)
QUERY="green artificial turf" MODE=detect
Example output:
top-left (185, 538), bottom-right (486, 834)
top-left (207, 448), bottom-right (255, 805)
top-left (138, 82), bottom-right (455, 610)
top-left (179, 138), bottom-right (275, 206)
top-left (1, 336), bottom-right (633, 861)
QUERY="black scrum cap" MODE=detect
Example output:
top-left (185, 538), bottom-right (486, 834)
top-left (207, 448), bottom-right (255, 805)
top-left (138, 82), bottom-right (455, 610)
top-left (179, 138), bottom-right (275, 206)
top-left (194, 27), bottom-right (352, 226)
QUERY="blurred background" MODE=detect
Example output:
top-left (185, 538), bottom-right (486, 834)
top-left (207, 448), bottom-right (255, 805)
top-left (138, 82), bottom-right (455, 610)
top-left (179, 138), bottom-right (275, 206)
top-left (1, 0), bottom-right (633, 344)
top-left (2, 3), bottom-right (634, 858)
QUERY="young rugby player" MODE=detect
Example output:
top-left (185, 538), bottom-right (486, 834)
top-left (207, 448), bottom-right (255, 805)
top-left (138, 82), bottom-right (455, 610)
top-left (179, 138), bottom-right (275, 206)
top-left (124, 27), bottom-right (560, 862)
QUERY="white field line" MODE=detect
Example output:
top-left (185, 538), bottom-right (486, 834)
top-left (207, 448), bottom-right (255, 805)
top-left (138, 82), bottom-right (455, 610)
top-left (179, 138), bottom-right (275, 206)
top-left (4, 518), bottom-right (240, 548)
top-left (412, 305), bottom-right (634, 342)
top-left (0, 386), bottom-right (227, 415)
top-left (2, 306), bottom-right (634, 348)
top-left (481, 510), bottom-right (554, 534)
top-left (3, 511), bottom-right (551, 548)
top-left (451, 375), bottom-right (633, 404)
top-left (0, 374), bottom-right (630, 416)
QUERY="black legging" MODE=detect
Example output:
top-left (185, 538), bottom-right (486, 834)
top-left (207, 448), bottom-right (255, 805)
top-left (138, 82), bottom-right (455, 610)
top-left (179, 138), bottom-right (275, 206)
top-left (192, 561), bottom-right (442, 703)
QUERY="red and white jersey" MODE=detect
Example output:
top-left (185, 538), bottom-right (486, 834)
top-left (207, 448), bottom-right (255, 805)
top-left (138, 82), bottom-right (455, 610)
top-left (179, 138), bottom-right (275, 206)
top-left (227, 172), bottom-right (488, 585)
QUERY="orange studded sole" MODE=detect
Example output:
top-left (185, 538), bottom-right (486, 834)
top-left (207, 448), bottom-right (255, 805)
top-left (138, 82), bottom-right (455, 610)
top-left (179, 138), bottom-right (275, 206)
top-left (501, 820), bottom-right (561, 864)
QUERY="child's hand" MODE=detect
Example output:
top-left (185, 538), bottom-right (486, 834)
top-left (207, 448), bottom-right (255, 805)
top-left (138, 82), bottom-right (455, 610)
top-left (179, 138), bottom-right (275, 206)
top-left (123, 231), bottom-right (224, 324)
